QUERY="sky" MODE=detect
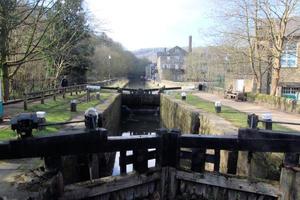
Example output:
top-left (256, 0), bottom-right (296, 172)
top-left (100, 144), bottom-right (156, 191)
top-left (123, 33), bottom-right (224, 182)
top-left (84, 0), bottom-right (217, 50)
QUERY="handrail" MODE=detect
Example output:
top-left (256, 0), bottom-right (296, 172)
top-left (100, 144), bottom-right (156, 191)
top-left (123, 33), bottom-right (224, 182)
top-left (1, 128), bottom-right (300, 159)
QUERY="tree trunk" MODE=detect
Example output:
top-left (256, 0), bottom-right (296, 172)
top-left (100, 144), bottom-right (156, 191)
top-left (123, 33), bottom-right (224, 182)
top-left (257, 76), bottom-right (262, 93)
top-left (270, 57), bottom-right (281, 96)
top-left (3, 63), bottom-right (9, 101)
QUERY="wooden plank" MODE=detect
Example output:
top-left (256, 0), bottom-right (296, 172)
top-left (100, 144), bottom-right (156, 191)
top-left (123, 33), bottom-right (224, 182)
top-left (175, 170), bottom-right (281, 197)
top-left (214, 150), bottom-right (220, 172)
top-left (191, 148), bottom-right (206, 173)
top-left (227, 151), bottom-right (238, 174)
top-left (119, 150), bottom-right (126, 174)
top-left (60, 170), bottom-right (161, 200)
top-left (180, 134), bottom-right (300, 152)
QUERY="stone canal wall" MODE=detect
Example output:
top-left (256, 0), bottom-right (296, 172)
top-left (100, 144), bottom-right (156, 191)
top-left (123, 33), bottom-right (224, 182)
top-left (97, 93), bottom-right (122, 136)
top-left (160, 94), bottom-right (200, 134)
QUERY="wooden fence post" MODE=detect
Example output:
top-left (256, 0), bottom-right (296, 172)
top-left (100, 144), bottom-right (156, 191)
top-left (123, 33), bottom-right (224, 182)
top-left (62, 88), bottom-right (66, 99)
top-left (53, 90), bottom-right (56, 101)
top-left (133, 149), bottom-right (148, 174)
top-left (41, 92), bottom-right (45, 104)
top-left (158, 129), bottom-right (180, 168)
top-left (191, 148), bottom-right (206, 173)
top-left (214, 149), bottom-right (220, 172)
top-left (86, 89), bottom-right (90, 102)
top-left (227, 151), bottom-right (238, 174)
top-left (24, 93), bottom-right (28, 110)
top-left (119, 150), bottom-right (126, 175)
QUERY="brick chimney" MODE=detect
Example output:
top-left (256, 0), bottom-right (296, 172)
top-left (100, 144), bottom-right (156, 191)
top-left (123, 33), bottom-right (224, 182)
top-left (188, 36), bottom-right (192, 53)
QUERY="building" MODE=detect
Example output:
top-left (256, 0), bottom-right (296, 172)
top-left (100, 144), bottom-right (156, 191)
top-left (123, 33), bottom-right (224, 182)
top-left (156, 36), bottom-right (192, 82)
top-left (145, 63), bottom-right (157, 80)
top-left (156, 46), bottom-right (188, 81)
top-left (258, 18), bottom-right (300, 99)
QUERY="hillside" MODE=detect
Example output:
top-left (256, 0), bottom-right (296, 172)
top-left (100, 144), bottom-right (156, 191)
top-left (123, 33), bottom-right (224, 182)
top-left (133, 48), bottom-right (165, 63)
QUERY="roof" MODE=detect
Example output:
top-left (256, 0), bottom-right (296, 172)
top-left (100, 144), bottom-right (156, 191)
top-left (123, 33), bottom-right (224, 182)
top-left (279, 82), bottom-right (300, 88)
top-left (157, 46), bottom-right (188, 57)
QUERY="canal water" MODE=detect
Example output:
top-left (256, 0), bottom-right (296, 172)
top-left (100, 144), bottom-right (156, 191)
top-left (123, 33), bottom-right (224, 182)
top-left (112, 79), bottom-right (159, 175)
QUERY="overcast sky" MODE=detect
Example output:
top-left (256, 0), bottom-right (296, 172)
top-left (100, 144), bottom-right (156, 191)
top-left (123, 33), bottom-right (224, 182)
top-left (84, 0), bottom-right (217, 50)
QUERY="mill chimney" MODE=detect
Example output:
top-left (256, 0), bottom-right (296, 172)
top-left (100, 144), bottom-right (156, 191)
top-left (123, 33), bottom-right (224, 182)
top-left (188, 36), bottom-right (192, 53)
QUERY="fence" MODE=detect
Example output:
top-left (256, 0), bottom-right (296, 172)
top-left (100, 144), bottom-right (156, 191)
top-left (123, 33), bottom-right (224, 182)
top-left (1, 127), bottom-right (299, 175)
top-left (1, 127), bottom-right (299, 199)
top-left (21, 79), bottom-right (117, 110)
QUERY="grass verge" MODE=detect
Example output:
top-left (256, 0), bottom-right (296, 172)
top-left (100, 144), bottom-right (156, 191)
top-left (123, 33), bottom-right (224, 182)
top-left (174, 93), bottom-right (293, 132)
top-left (0, 92), bottom-right (112, 140)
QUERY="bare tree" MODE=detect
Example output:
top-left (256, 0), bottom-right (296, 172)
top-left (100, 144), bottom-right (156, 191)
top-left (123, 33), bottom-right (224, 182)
top-left (0, 0), bottom-right (58, 100)
top-left (258, 0), bottom-right (299, 95)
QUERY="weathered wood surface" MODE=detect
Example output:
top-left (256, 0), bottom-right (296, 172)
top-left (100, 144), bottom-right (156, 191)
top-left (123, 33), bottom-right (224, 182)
top-left (175, 170), bottom-right (281, 198)
top-left (60, 167), bottom-right (282, 200)
top-left (60, 170), bottom-right (161, 200)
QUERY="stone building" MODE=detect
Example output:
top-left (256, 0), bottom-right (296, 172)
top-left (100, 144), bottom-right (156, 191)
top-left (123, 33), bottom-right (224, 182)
top-left (258, 18), bottom-right (300, 99)
top-left (225, 18), bottom-right (300, 98)
top-left (156, 46), bottom-right (188, 82)
top-left (156, 36), bottom-right (192, 82)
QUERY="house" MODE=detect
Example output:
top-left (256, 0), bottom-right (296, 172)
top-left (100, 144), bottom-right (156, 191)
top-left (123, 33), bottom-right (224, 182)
top-left (156, 46), bottom-right (188, 82)
top-left (227, 17), bottom-right (300, 98)
top-left (145, 63), bottom-right (157, 80)
top-left (261, 18), bottom-right (300, 99)
top-left (156, 36), bottom-right (192, 82)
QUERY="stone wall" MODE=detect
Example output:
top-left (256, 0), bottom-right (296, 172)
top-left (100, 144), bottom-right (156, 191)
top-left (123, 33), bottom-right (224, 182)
top-left (247, 92), bottom-right (300, 114)
top-left (160, 94), bottom-right (200, 134)
top-left (98, 94), bottom-right (121, 136)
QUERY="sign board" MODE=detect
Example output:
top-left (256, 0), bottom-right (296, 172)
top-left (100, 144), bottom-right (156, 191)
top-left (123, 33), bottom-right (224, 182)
top-left (86, 85), bottom-right (101, 90)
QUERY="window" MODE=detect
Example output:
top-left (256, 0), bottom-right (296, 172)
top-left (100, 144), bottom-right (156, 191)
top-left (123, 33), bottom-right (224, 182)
top-left (281, 43), bottom-right (297, 68)
top-left (282, 87), bottom-right (300, 99)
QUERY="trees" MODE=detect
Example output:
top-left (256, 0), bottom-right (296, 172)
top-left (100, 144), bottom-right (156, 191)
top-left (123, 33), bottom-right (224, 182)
top-left (258, 0), bottom-right (300, 95)
top-left (87, 33), bottom-right (148, 81)
top-left (0, 0), bottom-right (59, 100)
top-left (43, 0), bottom-right (92, 86)
top-left (0, 0), bottom-right (94, 99)
top-left (212, 0), bottom-right (299, 95)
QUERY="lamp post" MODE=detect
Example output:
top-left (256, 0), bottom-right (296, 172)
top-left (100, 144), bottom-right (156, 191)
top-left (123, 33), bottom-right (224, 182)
top-left (108, 55), bottom-right (111, 80)
top-left (224, 55), bottom-right (229, 89)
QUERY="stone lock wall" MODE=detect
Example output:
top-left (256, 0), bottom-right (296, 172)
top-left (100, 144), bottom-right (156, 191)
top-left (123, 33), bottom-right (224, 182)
top-left (160, 94), bottom-right (200, 134)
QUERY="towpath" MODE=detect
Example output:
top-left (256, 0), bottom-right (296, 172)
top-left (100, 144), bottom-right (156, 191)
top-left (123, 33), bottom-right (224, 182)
top-left (194, 92), bottom-right (300, 132)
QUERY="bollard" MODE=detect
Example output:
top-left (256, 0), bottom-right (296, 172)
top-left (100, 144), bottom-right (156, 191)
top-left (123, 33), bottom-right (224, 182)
top-left (96, 92), bottom-right (100, 100)
top-left (181, 92), bottom-right (187, 100)
top-left (84, 108), bottom-right (98, 130)
top-left (215, 101), bottom-right (221, 113)
top-left (261, 113), bottom-right (272, 130)
top-left (247, 114), bottom-right (259, 129)
top-left (36, 111), bottom-right (46, 130)
top-left (70, 100), bottom-right (77, 112)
